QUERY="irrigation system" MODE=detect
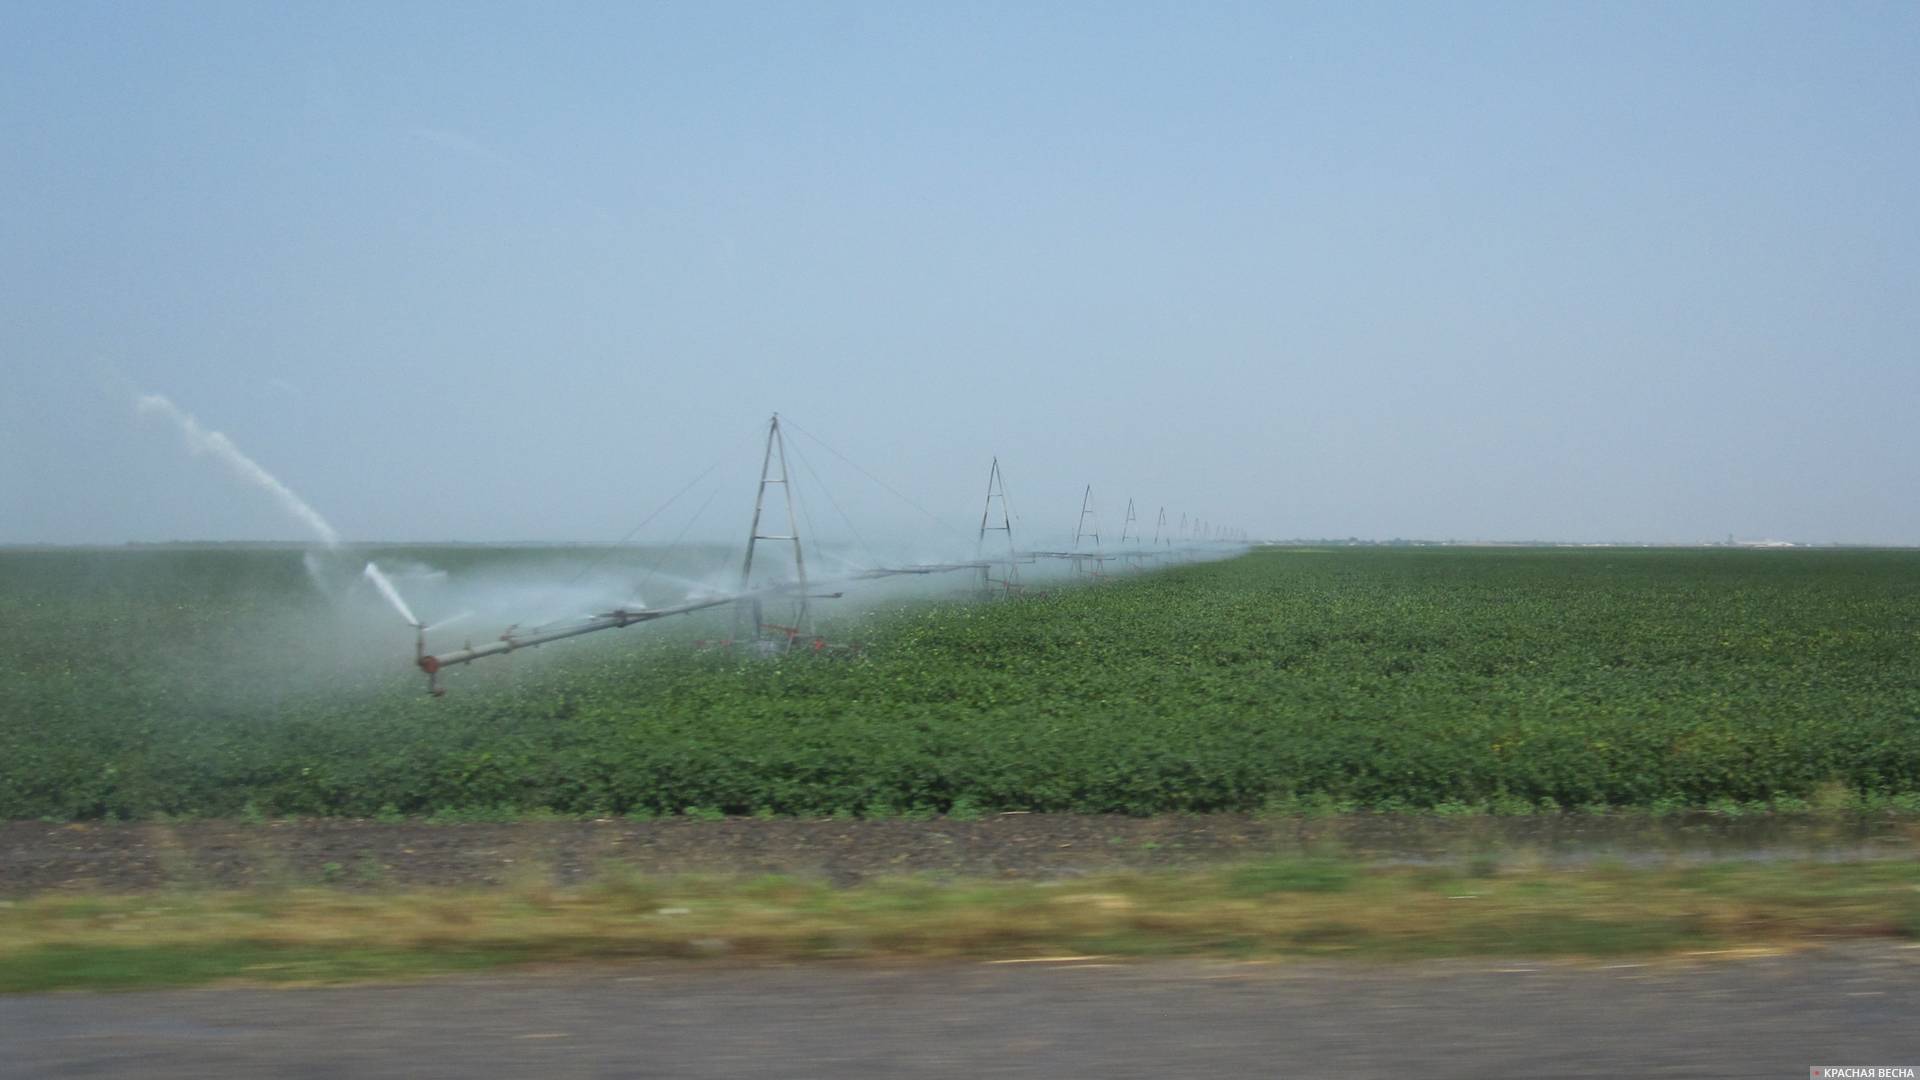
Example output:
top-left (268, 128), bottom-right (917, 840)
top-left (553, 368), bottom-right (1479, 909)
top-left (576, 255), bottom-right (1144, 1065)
top-left (406, 414), bottom-right (1246, 693)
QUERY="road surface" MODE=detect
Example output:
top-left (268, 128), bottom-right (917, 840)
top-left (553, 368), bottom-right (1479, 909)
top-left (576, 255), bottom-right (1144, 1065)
top-left (5, 945), bottom-right (1917, 1078)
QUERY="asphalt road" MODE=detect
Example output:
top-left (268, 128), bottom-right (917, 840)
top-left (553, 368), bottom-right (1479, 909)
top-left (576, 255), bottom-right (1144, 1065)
top-left (5, 946), bottom-right (1918, 1078)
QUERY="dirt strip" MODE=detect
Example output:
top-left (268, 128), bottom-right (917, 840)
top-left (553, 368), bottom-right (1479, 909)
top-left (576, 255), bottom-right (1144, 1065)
top-left (4, 813), bottom-right (1915, 895)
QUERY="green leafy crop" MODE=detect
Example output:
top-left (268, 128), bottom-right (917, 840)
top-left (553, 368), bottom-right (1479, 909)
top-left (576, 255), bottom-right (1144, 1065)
top-left (2, 546), bottom-right (1917, 819)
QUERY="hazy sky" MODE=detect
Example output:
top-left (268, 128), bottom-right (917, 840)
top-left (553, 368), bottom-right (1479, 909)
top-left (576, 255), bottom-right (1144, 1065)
top-left (4, 2), bottom-right (1916, 547)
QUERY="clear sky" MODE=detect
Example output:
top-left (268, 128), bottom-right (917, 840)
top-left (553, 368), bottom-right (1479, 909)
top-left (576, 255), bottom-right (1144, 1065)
top-left (4, 2), bottom-right (1916, 547)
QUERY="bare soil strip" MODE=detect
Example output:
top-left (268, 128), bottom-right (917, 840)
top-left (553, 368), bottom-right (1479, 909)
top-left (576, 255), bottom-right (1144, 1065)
top-left (5, 813), bottom-right (1915, 896)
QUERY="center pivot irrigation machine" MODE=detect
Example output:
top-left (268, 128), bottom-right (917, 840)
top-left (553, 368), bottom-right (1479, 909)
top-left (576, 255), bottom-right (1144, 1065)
top-left (404, 414), bottom-right (1245, 693)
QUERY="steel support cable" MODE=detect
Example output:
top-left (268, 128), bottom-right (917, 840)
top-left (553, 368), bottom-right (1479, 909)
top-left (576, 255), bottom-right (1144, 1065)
top-left (784, 432), bottom-right (879, 569)
top-left (635, 485), bottom-right (722, 600)
top-left (523, 425), bottom-right (755, 632)
top-left (766, 450), bottom-right (826, 639)
top-left (784, 452), bottom-right (879, 587)
top-left (789, 457), bottom-right (827, 580)
top-left (998, 465), bottom-right (1024, 535)
top-left (779, 415), bottom-right (968, 544)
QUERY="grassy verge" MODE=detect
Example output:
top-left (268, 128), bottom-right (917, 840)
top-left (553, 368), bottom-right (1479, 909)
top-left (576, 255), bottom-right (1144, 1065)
top-left (6, 856), bottom-right (1920, 992)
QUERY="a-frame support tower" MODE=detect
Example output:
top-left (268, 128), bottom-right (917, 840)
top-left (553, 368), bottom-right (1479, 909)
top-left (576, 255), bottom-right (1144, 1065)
top-left (1072, 485), bottom-right (1104, 581)
top-left (736, 413), bottom-right (810, 649)
top-left (976, 457), bottom-right (1021, 597)
top-left (1119, 497), bottom-right (1144, 571)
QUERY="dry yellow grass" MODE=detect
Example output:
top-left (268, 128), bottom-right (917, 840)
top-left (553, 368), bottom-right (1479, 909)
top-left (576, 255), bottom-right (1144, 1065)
top-left (4, 856), bottom-right (1917, 991)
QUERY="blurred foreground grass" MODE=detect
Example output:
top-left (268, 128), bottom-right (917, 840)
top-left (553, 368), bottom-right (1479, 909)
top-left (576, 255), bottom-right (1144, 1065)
top-left (6, 855), bottom-right (1919, 992)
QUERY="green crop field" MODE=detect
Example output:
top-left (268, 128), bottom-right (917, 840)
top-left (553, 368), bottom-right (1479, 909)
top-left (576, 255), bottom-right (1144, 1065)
top-left (2, 545), bottom-right (1918, 820)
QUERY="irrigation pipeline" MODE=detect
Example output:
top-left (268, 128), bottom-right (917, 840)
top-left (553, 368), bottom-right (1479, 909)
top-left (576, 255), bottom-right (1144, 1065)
top-left (416, 583), bottom-right (801, 694)
top-left (416, 562), bottom-right (1004, 673)
top-left (408, 412), bottom-right (1247, 693)
top-left (414, 545), bottom-right (1235, 689)
top-left (413, 563), bottom-right (978, 693)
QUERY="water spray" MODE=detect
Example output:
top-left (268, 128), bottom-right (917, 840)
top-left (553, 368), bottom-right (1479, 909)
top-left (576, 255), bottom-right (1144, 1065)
top-left (422, 611), bottom-right (474, 634)
top-left (136, 393), bottom-right (342, 547)
top-left (362, 562), bottom-right (421, 627)
top-left (356, 560), bottom-right (441, 678)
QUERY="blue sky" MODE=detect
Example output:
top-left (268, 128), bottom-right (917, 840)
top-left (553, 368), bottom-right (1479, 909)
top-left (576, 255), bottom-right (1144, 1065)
top-left (4, 2), bottom-right (1916, 545)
